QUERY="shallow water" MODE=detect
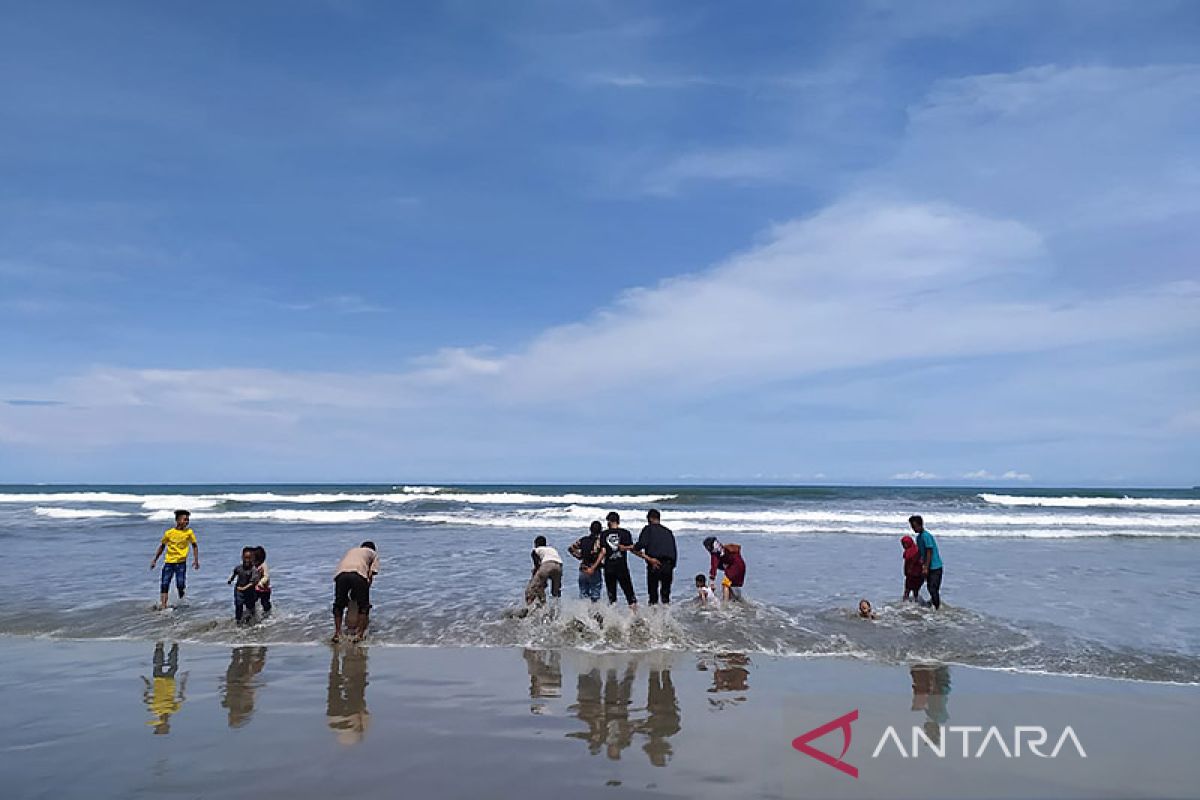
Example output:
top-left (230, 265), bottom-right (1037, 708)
top-left (1, 484), bottom-right (1197, 683)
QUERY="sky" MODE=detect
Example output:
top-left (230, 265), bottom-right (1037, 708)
top-left (1, 0), bottom-right (1198, 485)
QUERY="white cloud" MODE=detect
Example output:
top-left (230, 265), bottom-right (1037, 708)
top-left (892, 470), bottom-right (939, 480)
top-left (964, 469), bottom-right (1033, 481)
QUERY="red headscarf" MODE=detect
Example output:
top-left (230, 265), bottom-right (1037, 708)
top-left (901, 535), bottom-right (918, 560)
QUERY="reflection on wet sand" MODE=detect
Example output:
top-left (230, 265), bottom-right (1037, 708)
top-left (565, 655), bottom-right (681, 767)
top-left (523, 648), bottom-right (562, 714)
top-left (640, 668), bottom-right (680, 766)
top-left (220, 647), bottom-right (268, 728)
top-left (142, 642), bottom-right (187, 735)
top-left (910, 664), bottom-right (952, 744)
top-left (700, 652), bottom-right (751, 710)
top-left (327, 646), bottom-right (370, 745)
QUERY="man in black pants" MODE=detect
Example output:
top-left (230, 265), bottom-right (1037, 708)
top-left (332, 540), bottom-right (379, 642)
top-left (633, 509), bottom-right (677, 605)
top-left (601, 511), bottom-right (637, 608)
top-left (909, 515), bottom-right (944, 610)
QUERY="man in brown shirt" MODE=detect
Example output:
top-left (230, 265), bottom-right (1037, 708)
top-left (333, 541), bottom-right (378, 642)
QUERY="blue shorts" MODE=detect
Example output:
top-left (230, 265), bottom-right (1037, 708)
top-left (161, 561), bottom-right (187, 592)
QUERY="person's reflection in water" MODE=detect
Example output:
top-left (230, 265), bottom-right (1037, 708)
top-left (701, 652), bottom-right (751, 710)
top-left (909, 664), bottom-right (952, 745)
top-left (567, 660), bottom-right (636, 760)
top-left (639, 668), bottom-right (680, 766)
top-left (142, 642), bottom-right (187, 735)
top-left (327, 646), bottom-right (370, 745)
top-left (522, 649), bottom-right (562, 714)
top-left (220, 647), bottom-right (268, 728)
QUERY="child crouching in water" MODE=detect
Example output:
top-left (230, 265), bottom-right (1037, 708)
top-left (228, 547), bottom-right (260, 624)
top-left (253, 546), bottom-right (271, 617)
top-left (695, 574), bottom-right (717, 606)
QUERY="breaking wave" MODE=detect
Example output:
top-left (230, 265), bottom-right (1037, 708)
top-left (980, 494), bottom-right (1200, 509)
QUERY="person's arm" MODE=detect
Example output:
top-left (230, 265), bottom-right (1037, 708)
top-left (227, 568), bottom-right (236, 585)
top-left (568, 538), bottom-right (583, 560)
top-left (585, 548), bottom-right (605, 575)
top-left (709, 552), bottom-right (719, 581)
top-left (151, 542), bottom-right (165, 568)
top-left (257, 563), bottom-right (270, 588)
top-left (191, 536), bottom-right (200, 570)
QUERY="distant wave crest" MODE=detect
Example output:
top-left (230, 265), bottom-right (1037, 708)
top-left (980, 493), bottom-right (1200, 509)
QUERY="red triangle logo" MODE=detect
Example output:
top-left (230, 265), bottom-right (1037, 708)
top-left (792, 709), bottom-right (859, 778)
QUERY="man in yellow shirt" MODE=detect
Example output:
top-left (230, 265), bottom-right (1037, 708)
top-left (150, 509), bottom-right (200, 610)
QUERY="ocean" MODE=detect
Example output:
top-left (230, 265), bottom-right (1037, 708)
top-left (1, 484), bottom-right (1197, 684)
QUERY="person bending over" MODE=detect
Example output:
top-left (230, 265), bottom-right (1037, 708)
top-left (526, 535), bottom-right (563, 605)
top-left (332, 541), bottom-right (378, 642)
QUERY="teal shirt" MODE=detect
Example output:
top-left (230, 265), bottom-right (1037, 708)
top-left (917, 530), bottom-right (943, 571)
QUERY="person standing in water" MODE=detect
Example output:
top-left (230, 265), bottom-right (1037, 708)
top-left (569, 521), bottom-right (606, 601)
top-left (150, 510), bottom-right (200, 610)
top-left (909, 515), bottom-right (944, 609)
top-left (332, 541), bottom-right (378, 642)
top-left (632, 509), bottom-right (677, 605)
top-left (900, 535), bottom-right (924, 602)
top-left (601, 512), bottom-right (637, 608)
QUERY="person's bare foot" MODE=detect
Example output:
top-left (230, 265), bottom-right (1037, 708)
top-left (331, 634), bottom-right (340, 643)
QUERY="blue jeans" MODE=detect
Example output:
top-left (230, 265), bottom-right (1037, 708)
top-left (160, 561), bottom-right (187, 593)
top-left (578, 569), bottom-right (603, 601)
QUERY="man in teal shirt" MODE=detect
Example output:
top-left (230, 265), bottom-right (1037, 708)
top-left (909, 515), bottom-right (943, 609)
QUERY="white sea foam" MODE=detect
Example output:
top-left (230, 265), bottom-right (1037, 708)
top-left (34, 507), bottom-right (133, 519)
top-left (0, 492), bottom-right (147, 503)
top-left (510, 505), bottom-right (1198, 529)
top-left (400, 485), bottom-right (444, 493)
top-left (980, 493), bottom-right (1200, 509)
top-left (145, 509), bottom-right (383, 523)
top-left (390, 511), bottom-right (1199, 538)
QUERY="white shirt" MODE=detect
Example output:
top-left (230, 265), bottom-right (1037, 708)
top-left (533, 546), bottom-right (562, 566)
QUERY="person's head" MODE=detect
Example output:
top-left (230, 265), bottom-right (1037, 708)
top-left (242, 546), bottom-right (255, 565)
top-left (605, 511), bottom-right (620, 528)
top-left (908, 515), bottom-right (924, 533)
top-left (174, 510), bottom-right (190, 528)
top-left (901, 535), bottom-right (915, 549)
top-left (534, 535), bottom-right (547, 548)
top-left (702, 536), bottom-right (720, 554)
top-left (253, 546), bottom-right (266, 566)
top-left (589, 520), bottom-right (602, 536)
top-left (647, 509), bottom-right (661, 523)
top-left (858, 599), bottom-right (873, 617)
top-left (695, 574), bottom-right (706, 588)
top-left (360, 540), bottom-right (376, 551)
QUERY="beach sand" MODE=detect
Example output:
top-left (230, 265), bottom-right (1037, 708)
top-left (1, 638), bottom-right (1196, 800)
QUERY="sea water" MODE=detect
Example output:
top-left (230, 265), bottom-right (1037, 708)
top-left (0, 484), bottom-right (1196, 683)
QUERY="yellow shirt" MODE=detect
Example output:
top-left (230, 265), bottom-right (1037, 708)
top-left (161, 528), bottom-right (197, 563)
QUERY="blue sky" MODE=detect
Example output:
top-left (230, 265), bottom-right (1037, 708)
top-left (1, 0), bottom-right (1198, 485)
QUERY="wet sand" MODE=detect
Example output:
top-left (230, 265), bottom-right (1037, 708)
top-left (1, 639), bottom-right (1196, 799)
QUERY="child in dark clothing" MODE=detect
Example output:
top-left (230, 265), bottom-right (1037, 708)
top-left (228, 547), bottom-right (260, 623)
top-left (901, 535), bottom-right (924, 602)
